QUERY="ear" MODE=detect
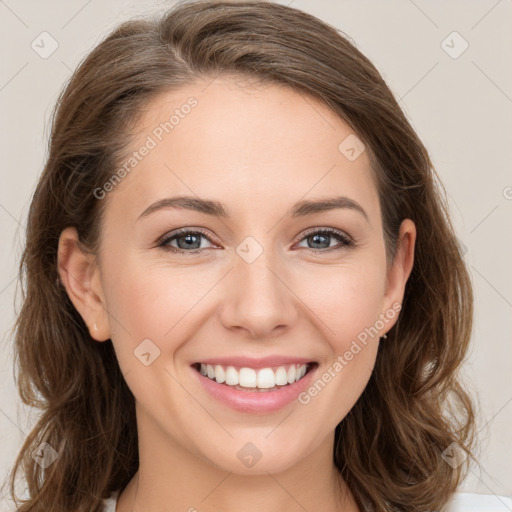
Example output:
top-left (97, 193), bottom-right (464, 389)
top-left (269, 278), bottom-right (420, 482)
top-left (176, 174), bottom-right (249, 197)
top-left (380, 218), bottom-right (416, 335)
top-left (57, 226), bottom-right (110, 342)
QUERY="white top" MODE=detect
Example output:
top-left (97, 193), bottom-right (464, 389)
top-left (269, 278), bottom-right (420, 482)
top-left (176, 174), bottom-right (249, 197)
top-left (102, 493), bottom-right (118, 512)
top-left (102, 492), bottom-right (512, 511)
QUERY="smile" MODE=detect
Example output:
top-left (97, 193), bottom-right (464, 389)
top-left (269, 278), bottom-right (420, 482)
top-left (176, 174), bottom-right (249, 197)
top-left (193, 362), bottom-right (313, 391)
top-left (191, 357), bottom-right (319, 413)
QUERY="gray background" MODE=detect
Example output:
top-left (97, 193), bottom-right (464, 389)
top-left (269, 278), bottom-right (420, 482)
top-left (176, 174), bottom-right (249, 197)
top-left (1, 0), bottom-right (511, 509)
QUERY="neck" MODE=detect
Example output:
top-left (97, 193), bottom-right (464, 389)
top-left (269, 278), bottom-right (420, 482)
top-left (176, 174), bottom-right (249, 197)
top-left (116, 409), bottom-right (358, 512)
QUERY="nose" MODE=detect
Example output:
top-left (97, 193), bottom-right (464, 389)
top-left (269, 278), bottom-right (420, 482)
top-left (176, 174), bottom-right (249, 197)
top-left (218, 246), bottom-right (298, 339)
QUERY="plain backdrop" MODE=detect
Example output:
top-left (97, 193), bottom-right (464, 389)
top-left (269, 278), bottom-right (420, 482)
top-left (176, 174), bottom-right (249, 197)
top-left (1, 0), bottom-right (511, 509)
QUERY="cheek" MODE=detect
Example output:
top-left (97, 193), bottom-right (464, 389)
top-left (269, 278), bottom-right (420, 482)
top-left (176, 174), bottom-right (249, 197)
top-left (293, 257), bottom-right (387, 346)
top-left (99, 254), bottom-right (196, 366)
top-left (100, 260), bottom-right (202, 409)
top-left (295, 263), bottom-right (386, 419)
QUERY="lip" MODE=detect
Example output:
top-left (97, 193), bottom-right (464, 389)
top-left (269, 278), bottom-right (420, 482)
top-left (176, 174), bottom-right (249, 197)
top-left (191, 361), bottom-right (318, 414)
top-left (192, 355), bottom-right (314, 369)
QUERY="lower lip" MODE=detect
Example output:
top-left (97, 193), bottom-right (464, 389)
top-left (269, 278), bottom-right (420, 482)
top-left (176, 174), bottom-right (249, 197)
top-left (192, 364), bottom-right (318, 414)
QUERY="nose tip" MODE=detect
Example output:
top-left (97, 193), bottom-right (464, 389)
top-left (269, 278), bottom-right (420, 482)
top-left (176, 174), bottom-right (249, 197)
top-left (218, 250), bottom-right (298, 338)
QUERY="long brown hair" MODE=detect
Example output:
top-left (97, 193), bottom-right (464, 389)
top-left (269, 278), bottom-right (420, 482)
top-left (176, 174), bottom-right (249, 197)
top-left (9, 1), bottom-right (475, 510)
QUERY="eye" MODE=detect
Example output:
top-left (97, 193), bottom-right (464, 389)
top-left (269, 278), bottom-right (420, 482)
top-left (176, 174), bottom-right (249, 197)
top-left (157, 227), bottom-right (355, 255)
top-left (157, 229), bottom-right (217, 254)
top-left (295, 228), bottom-right (354, 252)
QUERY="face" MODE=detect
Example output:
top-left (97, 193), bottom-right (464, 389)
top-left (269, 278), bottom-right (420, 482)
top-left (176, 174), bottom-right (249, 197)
top-left (60, 75), bottom-right (415, 477)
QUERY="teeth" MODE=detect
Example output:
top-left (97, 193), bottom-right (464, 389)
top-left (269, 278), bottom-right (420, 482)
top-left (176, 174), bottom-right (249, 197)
top-left (257, 368), bottom-right (275, 389)
top-left (239, 367), bottom-right (257, 387)
top-left (287, 365), bottom-right (296, 384)
top-left (225, 366), bottom-right (239, 386)
top-left (215, 365), bottom-right (225, 384)
top-left (275, 366), bottom-right (288, 386)
top-left (198, 363), bottom-right (310, 389)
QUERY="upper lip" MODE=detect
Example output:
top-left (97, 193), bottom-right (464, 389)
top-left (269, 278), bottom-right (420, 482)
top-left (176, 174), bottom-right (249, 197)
top-left (193, 356), bottom-right (316, 369)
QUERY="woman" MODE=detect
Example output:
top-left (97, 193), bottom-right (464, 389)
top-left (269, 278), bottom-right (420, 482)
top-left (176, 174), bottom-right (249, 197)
top-left (10, 1), bottom-right (476, 511)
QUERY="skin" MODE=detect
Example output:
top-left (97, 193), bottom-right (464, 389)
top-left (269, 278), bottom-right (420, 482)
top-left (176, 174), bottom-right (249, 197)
top-left (58, 75), bottom-right (416, 512)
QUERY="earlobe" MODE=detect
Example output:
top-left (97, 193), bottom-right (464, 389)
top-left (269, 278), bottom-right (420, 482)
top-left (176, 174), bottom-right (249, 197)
top-left (57, 226), bottom-right (110, 342)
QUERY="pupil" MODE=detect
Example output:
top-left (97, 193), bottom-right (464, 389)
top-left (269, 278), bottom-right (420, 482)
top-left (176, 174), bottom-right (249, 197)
top-left (310, 233), bottom-right (329, 249)
top-left (178, 233), bottom-right (200, 249)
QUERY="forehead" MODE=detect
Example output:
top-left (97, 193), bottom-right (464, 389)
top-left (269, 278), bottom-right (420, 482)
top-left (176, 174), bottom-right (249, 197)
top-left (104, 76), bottom-right (380, 225)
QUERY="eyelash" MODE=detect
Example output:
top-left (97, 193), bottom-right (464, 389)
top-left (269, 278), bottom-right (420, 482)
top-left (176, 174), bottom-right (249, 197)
top-left (157, 227), bottom-right (355, 255)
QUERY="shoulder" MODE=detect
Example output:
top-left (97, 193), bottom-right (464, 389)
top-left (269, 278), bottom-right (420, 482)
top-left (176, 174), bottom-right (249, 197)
top-left (447, 492), bottom-right (512, 511)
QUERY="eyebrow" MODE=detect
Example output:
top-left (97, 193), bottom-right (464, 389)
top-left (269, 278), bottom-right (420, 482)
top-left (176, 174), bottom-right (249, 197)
top-left (137, 195), bottom-right (369, 223)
